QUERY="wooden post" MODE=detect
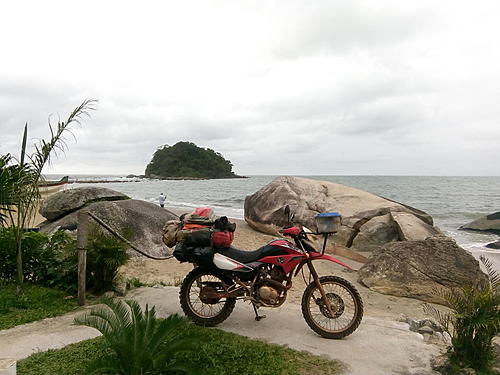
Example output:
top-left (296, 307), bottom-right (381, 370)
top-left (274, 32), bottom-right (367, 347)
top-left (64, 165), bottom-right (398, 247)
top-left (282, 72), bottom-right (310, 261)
top-left (77, 210), bottom-right (88, 306)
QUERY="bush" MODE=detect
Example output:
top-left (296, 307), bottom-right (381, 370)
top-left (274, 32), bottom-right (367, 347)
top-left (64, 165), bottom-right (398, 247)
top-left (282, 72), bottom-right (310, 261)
top-left (86, 225), bottom-right (130, 294)
top-left (0, 228), bottom-right (77, 292)
top-left (0, 225), bottom-right (131, 295)
top-left (425, 256), bottom-right (500, 374)
top-left (74, 298), bottom-right (202, 375)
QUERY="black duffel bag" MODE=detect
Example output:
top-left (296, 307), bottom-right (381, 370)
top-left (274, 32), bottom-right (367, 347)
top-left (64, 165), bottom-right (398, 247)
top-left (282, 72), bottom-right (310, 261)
top-left (173, 241), bottom-right (191, 263)
top-left (178, 227), bottom-right (212, 248)
top-left (191, 246), bottom-right (214, 267)
top-left (173, 242), bottom-right (214, 266)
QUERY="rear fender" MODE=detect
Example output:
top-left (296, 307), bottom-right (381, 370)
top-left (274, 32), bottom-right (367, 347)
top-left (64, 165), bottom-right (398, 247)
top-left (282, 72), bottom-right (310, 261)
top-left (294, 253), bottom-right (353, 276)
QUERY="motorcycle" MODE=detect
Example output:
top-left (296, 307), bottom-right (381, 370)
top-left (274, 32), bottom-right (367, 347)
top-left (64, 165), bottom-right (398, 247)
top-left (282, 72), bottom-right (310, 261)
top-left (178, 206), bottom-right (363, 339)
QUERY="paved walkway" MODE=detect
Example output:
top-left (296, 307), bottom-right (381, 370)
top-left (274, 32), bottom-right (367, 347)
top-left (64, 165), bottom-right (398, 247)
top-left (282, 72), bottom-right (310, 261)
top-left (0, 287), bottom-right (441, 375)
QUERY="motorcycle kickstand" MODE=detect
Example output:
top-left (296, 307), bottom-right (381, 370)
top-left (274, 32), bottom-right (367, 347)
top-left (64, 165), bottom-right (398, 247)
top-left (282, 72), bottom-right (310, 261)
top-left (252, 303), bottom-right (266, 322)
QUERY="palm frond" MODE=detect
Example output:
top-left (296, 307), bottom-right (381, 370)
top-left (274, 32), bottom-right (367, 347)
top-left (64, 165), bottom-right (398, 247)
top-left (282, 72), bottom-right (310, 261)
top-left (19, 123), bottom-right (27, 165)
top-left (424, 257), bottom-right (500, 373)
top-left (74, 314), bottom-right (113, 337)
top-left (423, 302), bottom-right (454, 335)
top-left (29, 99), bottom-right (98, 176)
top-left (74, 297), bottom-right (131, 339)
top-left (480, 256), bottom-right (500, 292)
top-left (75, 298), bottom-right (202, 375)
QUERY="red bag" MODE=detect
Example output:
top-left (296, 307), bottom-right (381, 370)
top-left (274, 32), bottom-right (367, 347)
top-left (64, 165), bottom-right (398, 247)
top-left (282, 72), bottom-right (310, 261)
top-left (194, 207), bottom-right (214, 218)
top-left (212, 231), bottom-right (234, 248)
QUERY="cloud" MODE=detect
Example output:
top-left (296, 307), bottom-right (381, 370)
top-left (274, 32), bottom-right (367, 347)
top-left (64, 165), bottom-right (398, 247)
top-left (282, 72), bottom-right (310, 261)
top-left (272, 1), bottom-right (437, 59)
top-left (1, 1), bottom-right (499, 176)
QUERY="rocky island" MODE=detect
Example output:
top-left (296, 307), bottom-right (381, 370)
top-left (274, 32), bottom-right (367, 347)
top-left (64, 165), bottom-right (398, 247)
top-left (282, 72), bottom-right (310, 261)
top-left (145, 141), bottom-right (244, 179)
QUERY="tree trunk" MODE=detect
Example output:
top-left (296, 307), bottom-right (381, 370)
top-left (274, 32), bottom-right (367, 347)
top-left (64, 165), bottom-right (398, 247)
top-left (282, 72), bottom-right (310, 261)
top-left (15, 229), bottom-right (23, 296)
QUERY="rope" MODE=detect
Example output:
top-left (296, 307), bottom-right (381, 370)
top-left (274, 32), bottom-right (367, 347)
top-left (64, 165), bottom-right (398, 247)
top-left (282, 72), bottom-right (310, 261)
top-left (87, 212), bottom-right (174, 261)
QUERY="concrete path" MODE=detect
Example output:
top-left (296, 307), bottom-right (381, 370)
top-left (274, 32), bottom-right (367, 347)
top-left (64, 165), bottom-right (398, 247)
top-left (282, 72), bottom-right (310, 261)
top-left (0, 286), bottom-right (441, 375)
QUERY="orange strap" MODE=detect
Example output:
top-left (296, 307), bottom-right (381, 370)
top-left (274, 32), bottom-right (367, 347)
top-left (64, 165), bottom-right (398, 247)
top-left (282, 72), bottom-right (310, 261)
top-left (183, 223), bottom-right (210, 230)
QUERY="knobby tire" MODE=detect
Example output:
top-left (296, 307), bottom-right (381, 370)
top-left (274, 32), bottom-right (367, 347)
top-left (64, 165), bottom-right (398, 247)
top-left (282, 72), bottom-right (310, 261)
top-left (179, 267), bottom-right (236, 327)
top-left (301, 275), bottom-right (363, 339)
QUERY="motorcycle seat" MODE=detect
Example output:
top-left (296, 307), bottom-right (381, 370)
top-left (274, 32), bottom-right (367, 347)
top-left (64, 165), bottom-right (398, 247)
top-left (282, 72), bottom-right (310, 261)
top-left (218, 245), bottom-right (287, 264)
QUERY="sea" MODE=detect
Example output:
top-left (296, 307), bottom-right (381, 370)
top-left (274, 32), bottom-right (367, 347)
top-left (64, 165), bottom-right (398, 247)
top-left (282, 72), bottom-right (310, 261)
top-left (45, 174), bottom-right (500, 269)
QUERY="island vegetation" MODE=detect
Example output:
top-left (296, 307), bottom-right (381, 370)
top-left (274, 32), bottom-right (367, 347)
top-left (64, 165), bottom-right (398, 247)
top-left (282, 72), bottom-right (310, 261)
top-left (145, 141), bottom-right (242, 179)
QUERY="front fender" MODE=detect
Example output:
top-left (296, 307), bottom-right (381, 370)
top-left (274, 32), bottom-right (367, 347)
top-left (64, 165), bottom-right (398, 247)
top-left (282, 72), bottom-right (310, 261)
top-left (294, 252), bottom-right (353, 276)
top-left (309, 252), bottom-right (353, 270)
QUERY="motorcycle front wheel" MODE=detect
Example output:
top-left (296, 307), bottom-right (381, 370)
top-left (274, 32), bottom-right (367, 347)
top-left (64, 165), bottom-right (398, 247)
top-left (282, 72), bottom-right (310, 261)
top-left (301, 275), bottom-right (363, 339)
top-left (179, 267), bottom-right (236, 327)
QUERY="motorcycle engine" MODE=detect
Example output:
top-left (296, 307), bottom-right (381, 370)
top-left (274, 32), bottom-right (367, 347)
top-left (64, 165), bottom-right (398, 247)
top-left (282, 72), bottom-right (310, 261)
top-left (257, 266), bottom-right (286, 305)
top-left (269, 266), bottom-right (286, 282)
top-left (258, 285), bottom-right (280, 305)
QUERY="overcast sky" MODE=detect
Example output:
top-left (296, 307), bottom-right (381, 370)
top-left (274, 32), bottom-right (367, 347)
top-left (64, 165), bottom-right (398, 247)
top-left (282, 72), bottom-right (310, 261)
top-left (1, 0), bottom-right (499, 176)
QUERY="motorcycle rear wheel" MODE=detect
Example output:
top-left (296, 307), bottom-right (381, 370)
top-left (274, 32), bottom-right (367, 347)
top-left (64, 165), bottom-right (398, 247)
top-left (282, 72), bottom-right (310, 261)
top-left (301, 275), bottom-right (363, 339)
top-left (179, 267), bottom-right (236, 327)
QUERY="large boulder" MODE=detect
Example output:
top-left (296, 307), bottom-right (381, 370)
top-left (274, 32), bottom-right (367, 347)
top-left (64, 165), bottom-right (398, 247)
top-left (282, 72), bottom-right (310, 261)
top-left (391, 212), bottom-right (441, 241)
top-left (244, 176), bottom-right (440, 251)
top-left (40, 187), bottom-right (130, 221)
top-left (358, 237), bottom-right (487, 303)
top-left (460, 211), bottom-right (500, 235)
top-left (486, 240), bottom-right (500, 249)
top-left (351, 214), bottom-right (399, 251)
top-left (39, 198), bottom-right (177, 257)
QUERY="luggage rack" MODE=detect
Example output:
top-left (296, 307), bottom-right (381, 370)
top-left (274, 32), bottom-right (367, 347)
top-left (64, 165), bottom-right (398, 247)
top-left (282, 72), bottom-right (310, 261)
top-left (314, 212), bottom-right (342, 255)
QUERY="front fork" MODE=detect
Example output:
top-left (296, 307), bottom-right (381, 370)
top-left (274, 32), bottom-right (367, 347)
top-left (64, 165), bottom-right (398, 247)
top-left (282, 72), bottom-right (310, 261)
top-left (306, 259), bottom-right (336, 317)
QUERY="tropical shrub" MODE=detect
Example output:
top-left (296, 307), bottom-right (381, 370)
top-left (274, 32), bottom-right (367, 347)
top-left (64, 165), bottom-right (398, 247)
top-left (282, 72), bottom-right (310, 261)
top-left (86, 225), bottom-right (131, 294)
top-left (74, 297), bottom-right (202, 375)
top-left (424, 256), bottom-right (500, 374)
top-left (0, 228), bottom-right (77, 292)
top-left (0, 225), bottom-right (130, 295)
top-left (0, 154), bottom-right (17, 226)
top-left (0, 99), bottom-right (96, 294)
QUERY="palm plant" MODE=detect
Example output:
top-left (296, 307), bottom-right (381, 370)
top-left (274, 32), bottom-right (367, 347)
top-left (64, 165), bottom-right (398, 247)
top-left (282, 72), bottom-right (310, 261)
top-left (74, 297), bottom-right (202, 375)
top-left (424, 255), bottom-right (500, 373)
top-left (0, 154), bottom-right (17, 226)
top-left (1, 99), bottom-right (96, 295)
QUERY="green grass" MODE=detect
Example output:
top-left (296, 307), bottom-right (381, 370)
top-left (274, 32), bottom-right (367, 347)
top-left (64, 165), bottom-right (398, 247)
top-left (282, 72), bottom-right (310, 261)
top-left (0, 284), bottom-right (77, 330)
top-left (18, 323), bottom-right (345, 375)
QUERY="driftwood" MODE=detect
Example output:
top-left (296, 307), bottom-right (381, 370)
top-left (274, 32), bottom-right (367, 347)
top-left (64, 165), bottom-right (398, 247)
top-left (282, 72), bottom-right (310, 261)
top-left (328, 244), bottom-right (368, 264)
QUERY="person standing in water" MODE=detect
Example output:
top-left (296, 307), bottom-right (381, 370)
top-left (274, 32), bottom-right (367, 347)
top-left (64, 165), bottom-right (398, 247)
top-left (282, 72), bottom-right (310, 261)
top-left (158, 193), bottom-right (166, 208)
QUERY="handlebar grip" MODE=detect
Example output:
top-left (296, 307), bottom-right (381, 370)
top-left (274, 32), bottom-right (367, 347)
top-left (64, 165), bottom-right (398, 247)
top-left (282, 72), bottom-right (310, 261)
top-left (282, 226), bottom-right (301, 237)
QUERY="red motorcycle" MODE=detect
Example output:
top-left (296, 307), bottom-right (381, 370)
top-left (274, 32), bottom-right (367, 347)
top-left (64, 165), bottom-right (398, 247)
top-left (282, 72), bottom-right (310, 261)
top-left (178, 206), bottom-right (363, 339)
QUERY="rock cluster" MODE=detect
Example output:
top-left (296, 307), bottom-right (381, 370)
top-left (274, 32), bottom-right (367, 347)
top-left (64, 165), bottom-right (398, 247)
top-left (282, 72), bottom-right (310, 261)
top-left (39, 187), bottom-right (177, 257)
top-left (244, 176), bottom-right (442, 251)
top-left (486, 240), bottom-right (500, 249)
top-left (460, 211), bottom-right (500, 235)
top-left (358, 237), bottom-right (487, 303)
top-left (404, 317), bottom-right (452, 345)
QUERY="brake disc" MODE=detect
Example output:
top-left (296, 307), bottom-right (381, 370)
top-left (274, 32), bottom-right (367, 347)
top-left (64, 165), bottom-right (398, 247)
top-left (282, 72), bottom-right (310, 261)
top-left (315, 293), bottom-right (344, 319)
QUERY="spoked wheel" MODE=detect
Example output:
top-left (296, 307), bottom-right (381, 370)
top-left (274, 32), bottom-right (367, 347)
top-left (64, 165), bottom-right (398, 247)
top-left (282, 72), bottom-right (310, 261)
top-left (179, 267), bottom-right (236, 327)
top-left (301, 276), bottom-right (363, 339)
